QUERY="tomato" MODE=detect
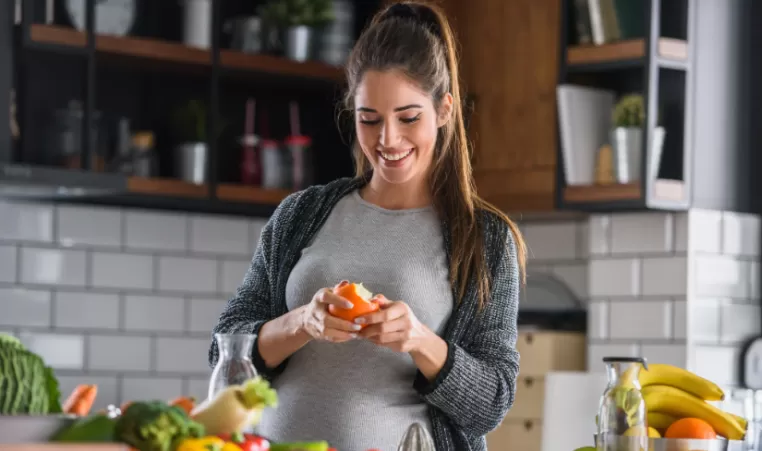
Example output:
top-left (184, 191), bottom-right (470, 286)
top-left (217, 432), bottom-right (270, 451)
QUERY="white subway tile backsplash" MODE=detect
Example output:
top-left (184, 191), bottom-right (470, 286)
top-left (20, 332), bottom-right (84, 370)
top-left (158, 256), bottom-right (217, 293)
top-left (690, 346), bottom-right (740, 386)
top-left (611, 213), bottom-right (673, 254)
top-left (124, 295), bottom-right (185, 332)
top-left (588, 258), bottom-right (640, 297)
top-left (523, 222), bottom-right (578, 260)
top-left (673, 300), bottom-right (687, 340)
top-left (694, 256), bottom-right (749, 299)
top-left (156, 337), bottom-right (213, 374)
top-left (190, 217), bottom-right (250, 256)
top-left (722, 212), bottom-right (760, 257)
top-left (125, 211), bottom-right (187, 252)
top-left (122, 377), bottom-right (184, 402)
top-left (609, 300), bottom-right (672, 340)
top-left (0, 201), bottom-right (53, 242)
top-left (588, 215), bottom-right (611, 255)
top-left (551, 262), bottom-right (588, 300)
top-left (687, 209), bottom-right (723, 253)
top-left (641, 344), bottom-right (687, 368)
top-left (56, 374), bottom-right (119, 411)
top-left (188, 298), bottom-right (228, 333)
top-left (220, 259), bottom-right (251, 295)
top-left (57, 206), bottom-right (121, 248)
top-left (587, 343), bottom-right (639, 372)
top-left (88, 335), bottom-right (151, 371)
top-left (0, 287), bottom-right (51, 327)
top-left (689, 299), bottom-right (721, 343)
top-left (91, 252), bottom-right (154, 290)
top-left (250, 219), bottom-right (267, 249)
top-left (719, 303), bottom-right (761, 344)
top-left (0, 245), bottom-right (17, 283)
top-left (55, 292), bottom-right (120, 330)
top-left (674, 213), bottom-right (688, 252)
top-left (751, 261), bottom-right (760, 300)
top-left (187, 378), bottom-right (210, 401)
top-left (20, 247), bottom-right (86, 286)
top-left (641, 257), bottom-right (687, 296)
top-left (587, 301), bottom-right (608, 339)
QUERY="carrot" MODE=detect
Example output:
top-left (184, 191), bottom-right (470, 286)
top-left (63, 384), bottom-right (98, 416)
top-left (120, 401), bottom-right (133, 413)
top-left (169, 396), bottom-right (196, 415)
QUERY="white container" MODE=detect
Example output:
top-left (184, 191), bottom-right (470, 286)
top-left (183, 0), bottom-right (212, 49)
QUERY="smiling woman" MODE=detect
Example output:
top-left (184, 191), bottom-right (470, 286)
top-left (208, 2), bottom-right (527, 451)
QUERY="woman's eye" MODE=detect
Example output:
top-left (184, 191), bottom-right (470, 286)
top-left (359, 118), bottom-right (381, 125)
top-left (400, 114), bottom-right (422, 124)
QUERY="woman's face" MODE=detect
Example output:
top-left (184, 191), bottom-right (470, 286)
top-left (354, 69), bottom-right (451, 186)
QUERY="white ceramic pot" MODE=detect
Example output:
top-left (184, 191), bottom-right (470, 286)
top-left (183, 0), bottom-right (212, 49)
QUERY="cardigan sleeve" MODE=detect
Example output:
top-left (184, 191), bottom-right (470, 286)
top-left (207, 194), bottom-right (298, 382)
top-left (413, 217), bottom-right (521, 436)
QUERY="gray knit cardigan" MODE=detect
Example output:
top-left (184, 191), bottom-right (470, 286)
top-left (208, 176), bottom-right (521, 451)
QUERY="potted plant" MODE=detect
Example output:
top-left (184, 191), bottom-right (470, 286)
top-left (610, 93), bottom-right (665, 183)
top-left (259, 0), bottom-right (335, 61)
top-left (171, 100), bottom-right (226, 185)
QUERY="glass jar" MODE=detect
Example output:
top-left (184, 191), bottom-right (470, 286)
top-left (597, 356), bottom-right (649, 451)
top-left (208, 333), bottom-right (259, 401)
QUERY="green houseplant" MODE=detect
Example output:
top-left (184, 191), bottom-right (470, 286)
top-left (171, 100), bottom-right (227, 185)
top-left (259, 0), bottom-right (335, 61)
top-left (609, 93), bottom-right (666, 184)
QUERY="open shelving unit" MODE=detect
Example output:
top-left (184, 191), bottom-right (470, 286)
top-left (0, 0), bottom-right (374, 216)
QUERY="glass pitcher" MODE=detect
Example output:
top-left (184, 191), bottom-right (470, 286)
top-left (208, 333), bottom-right (259, 401)
top-left (597, 356), bottom-right (649, 451)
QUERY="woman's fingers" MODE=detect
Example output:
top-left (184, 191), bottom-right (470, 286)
top-left (356, 300), bottom-right (406, 325)
top-left (324, 328), bottom-right (358, 342)
top-left (316, 289), bottom-right (354, 309)
top-left (359, 316), bottom-right (407, 338)
top-left (324, 314), bottom-right (363, 333)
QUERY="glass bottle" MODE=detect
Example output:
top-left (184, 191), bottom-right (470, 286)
top-left (208, 333), bottom-right (259, 401)
top-left (597, 356), bottom-right (649, 451)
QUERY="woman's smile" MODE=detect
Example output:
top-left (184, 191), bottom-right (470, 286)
top-left (378, 147), bottom-right (415, 166)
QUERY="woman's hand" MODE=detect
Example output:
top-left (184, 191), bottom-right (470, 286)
top-left (356, 295), bottom-right (429, 353)
top-left (299, 285), bottom-right (363, 343)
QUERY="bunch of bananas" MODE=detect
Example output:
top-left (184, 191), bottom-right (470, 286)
top-left (638, 364), bottom-right (746, 441)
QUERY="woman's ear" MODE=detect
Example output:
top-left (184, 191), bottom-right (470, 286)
top-left (437, 92), bottom-right (454, 128)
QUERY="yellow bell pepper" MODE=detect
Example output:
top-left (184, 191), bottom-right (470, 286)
top-left (176, 437), bottom-right (242, 451)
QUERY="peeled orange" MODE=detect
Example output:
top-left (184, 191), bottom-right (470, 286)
top-left (328, 282), bottom-right (380, 326)
top-left (664, 417), bottom-right (717, 440)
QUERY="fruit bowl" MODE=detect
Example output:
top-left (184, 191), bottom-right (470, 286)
top-left (593, 434), bottom-right (747, 451)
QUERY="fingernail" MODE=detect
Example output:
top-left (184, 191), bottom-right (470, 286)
top-left (355, 318), bottom-right (365, 324)
top-left (344, 302), bottom-right (354, 309)
top-left (349, 333), bottom-right (358, 339)
top-left (352, 324), bottom-right (363, 331)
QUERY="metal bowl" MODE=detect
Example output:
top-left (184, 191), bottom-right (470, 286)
top-left (593, 434), bottom-right (747, 451)
top-left (0, 414), bottom-right (78, 444)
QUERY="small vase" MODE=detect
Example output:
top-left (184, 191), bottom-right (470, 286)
top-left (208, 333), bottom-right (258, 401)
top-left (284, 25), bottom-right (313, 62)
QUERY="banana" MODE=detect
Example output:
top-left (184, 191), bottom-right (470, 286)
top-left (642, 385), bottom-right (745, 440)
top-left (639, 363), bottom-right (724, 401)
top-left (647, 411), bottom-right (677, 430)
top-left (728, 412), bottom-right (748, 431)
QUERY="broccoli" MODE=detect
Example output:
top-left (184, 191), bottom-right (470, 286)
top-left (114, 401), bottom-right (206, 451)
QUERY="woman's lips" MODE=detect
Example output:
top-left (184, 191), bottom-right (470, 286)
top-left (378, 148), bottom-right (414, 164)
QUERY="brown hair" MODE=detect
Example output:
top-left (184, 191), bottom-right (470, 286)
top-left (343, 0), bottom-right (527, 307)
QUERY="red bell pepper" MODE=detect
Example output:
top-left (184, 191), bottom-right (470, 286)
top-left (218, 432), bottom-right (270, 451)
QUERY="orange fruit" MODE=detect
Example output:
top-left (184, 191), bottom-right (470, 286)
top-left (664, 418), bottom-right (717, 440)
top-left (328, 282), bottom-right (380, 327)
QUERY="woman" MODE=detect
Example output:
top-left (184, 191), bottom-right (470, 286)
top-left (208, 2), bottom-right (526, 450)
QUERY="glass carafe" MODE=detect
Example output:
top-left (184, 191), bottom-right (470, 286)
top-left (597, 356), bottom-right (649, 451)
top-left (208, 333), bottom-right (259, 401)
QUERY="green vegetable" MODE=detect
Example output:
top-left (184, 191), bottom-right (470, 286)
top-left (0, 333), bottom-right (24, 350)
top-left (270, 442), bottom-right (329, 451)
top-left (52, 414), bottom-right (117, 442)
top-left (0, 339), bottom-right (50, 414)
top-left (114, 401), bottom-right (206, 451)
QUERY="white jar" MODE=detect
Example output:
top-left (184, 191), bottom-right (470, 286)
top-left (183, 0), bottom-right (212, 49)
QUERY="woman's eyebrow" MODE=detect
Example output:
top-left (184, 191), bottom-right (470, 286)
top-left (356, 104), bottom-right (423, 113)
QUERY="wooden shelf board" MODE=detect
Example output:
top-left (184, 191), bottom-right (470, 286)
top-left (29, 25), bottom-right (344, 81)
top-left (567, 38), bottom-right (688, 66)
top-left (564, 182), bottom-right (641, 203)
top-left (216, 184), bottom-right (292, 205)
top-left (127, 177), bottom-right (209, 198)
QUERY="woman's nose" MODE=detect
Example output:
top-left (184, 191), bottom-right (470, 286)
top-left (379, 121), bottom-right (399, 147)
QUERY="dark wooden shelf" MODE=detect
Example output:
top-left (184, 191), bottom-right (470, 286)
top-left (29, 25), bottom-right (344, 82)
top-left (567, 38), bottom-right (688, 67)
top-left (126, 176), bottom-right (209, 198)
top-left (216, 184), bottom-right (292, 205)
top-left (563, 179), bottom-right (685, 205)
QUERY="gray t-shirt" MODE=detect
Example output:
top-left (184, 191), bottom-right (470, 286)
top-left (256, 190), bottom-right (454, 451)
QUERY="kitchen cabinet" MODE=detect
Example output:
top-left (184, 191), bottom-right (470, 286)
top-left (440, 0), bottom-right (562, 213)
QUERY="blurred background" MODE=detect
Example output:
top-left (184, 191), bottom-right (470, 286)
top-left (1, 0), bottom-right (762, 450)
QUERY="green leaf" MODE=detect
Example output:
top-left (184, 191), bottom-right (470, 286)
top-left (52, 415), bottom-right (117, 443)
top-left (44, 365), bottom-right (63, 414)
